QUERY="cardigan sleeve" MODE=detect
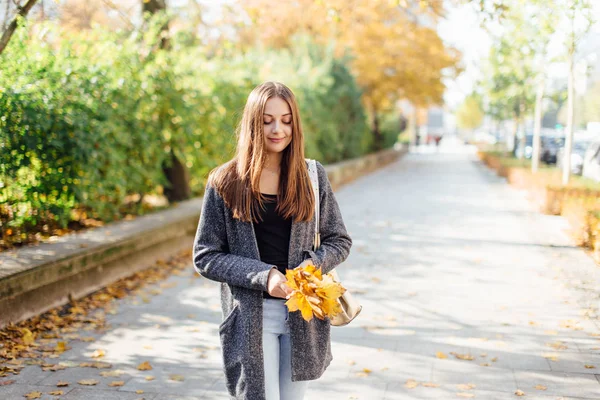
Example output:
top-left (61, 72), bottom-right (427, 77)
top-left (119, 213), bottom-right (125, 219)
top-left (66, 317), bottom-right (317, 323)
top-left (304, 161), bottom-right (352, 275)
top-left (192, 183), bottom-right (274, 291)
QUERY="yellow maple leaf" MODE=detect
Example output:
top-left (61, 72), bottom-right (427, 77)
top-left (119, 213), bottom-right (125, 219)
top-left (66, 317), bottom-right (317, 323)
top-left (285, 292), bottom-right (314, 322)
top-left (21, 329), bottom-right (35, 346)
top-left (284, 263), bottom-right (345, 322)
top-left (137, 361), bottom-right (153, 371)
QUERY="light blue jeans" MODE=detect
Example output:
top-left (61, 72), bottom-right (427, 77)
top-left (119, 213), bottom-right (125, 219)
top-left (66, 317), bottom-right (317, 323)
top-left (262, 298), bottom-right (309, 400)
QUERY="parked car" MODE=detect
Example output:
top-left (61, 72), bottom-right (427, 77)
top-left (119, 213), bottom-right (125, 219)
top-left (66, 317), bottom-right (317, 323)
top-left (557, 140), bottom-right (591, 175)
top-left (514, 134), bottom-right (565, 164)
top-left (582, 138), bottom-right (600, 182)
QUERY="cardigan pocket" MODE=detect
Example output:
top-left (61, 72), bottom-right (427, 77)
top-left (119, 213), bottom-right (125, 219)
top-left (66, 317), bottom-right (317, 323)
top-left (218, 303), bottom-right (243, 395)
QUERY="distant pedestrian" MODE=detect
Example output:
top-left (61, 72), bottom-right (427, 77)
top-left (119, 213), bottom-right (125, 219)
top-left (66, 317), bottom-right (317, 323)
top-left (192, 81), bottom-right (352, 400)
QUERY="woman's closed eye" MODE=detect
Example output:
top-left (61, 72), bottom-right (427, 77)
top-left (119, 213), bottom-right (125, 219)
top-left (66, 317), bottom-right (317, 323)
top-left (264, 119), bottom-right (292, 125)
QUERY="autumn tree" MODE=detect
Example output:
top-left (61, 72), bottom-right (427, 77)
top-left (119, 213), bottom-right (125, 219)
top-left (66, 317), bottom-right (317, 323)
top-left (484, 32), bottom-right (536, 156)
top-left (490, 0), bottom-right (559, 169)
top-left (236, 0), bottom-right (460, 150)
top-left (456, 93), bottom-right (484, 131)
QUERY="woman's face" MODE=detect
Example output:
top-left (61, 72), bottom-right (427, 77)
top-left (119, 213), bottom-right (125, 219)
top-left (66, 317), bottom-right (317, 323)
top-left (263, 96), bottom-right (293, 155)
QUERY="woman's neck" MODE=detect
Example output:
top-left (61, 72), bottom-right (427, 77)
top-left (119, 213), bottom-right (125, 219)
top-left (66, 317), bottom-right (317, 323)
top-left (264, 153), bottom-right (283, 173)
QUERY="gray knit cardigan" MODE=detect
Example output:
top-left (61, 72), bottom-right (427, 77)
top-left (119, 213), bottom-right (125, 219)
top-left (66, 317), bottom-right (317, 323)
top-left (192, 160), bottom-right (352, 399)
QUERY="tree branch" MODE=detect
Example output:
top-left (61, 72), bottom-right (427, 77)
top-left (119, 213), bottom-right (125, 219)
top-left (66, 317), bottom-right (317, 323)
top-left (100, 0), bottom-right (135, 30)
top-left (0, 0), bottom-right (38, 55)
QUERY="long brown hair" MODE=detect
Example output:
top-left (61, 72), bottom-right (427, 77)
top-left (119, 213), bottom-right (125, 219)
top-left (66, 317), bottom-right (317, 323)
top-left (207, 81), bottom-right (315, 223)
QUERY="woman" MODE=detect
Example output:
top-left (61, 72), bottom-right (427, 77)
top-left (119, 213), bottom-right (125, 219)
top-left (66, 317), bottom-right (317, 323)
top-left (192, 81), bottom-right (352, 400)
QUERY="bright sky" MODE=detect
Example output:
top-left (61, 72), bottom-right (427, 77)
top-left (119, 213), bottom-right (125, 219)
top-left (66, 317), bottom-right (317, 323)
top-left (437, 3), bottom-right (491, 111)
top-left (438, 1), bottom-right (600, 111)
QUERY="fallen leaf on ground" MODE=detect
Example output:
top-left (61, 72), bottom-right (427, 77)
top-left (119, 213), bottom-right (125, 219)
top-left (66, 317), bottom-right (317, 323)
top-left (56, 381), bottom-right (69, 387)
top-left (136, 390), bottom-right (144, 394)
top-left (584, 364), bottom-right (595, 369)
top-left (22, 329), bottom-right (35, 346)
top-left (456, 393), bottom-right (475, 398)
top-left (422, 382), bottom-right (440, 388)
top-left (0, 380), bottom-right (15, 386)
top-left (450, 352), bottom-right (474, 361)
top-left (100, 370), bottom-right (124, 377)
top-left (534, 384), bottom-right (547, 390)
top-left (169, 374), bottom-right (185, 382)
top-left (48, 390), bottom-right (64, 396)
top-left (436, 352), bottom-right (448, 359)
top-left (457, 383), bottom-right (476, 390)
top-left (24, 392), bottom-right (42, 399)
top-left (515, 389), bottom-right (525, 396)
top-left (42, 364), bottom-right (67, 372)
top-left (405, 379), bottom-right (419, 389)
top-left (145, 376), bottom-right (155, 381)
top-left (80, 362), bottom-right (111, 369)
top-left (55, 342), bottom-right (67, 352)
top-left (546, 342), bottom-right (568, 350)
top-left (78, 379), bottom-right (99, 386)
top-left (137, 361), bottom-right (152, 371)
top-left (91, 349), bottom-right (105, 358)
top-left (109, 381), bottom-right (125, 387)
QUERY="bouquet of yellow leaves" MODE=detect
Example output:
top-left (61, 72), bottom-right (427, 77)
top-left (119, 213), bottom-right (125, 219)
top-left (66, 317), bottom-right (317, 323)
top-left (284, 263), bottom-right (346, 322)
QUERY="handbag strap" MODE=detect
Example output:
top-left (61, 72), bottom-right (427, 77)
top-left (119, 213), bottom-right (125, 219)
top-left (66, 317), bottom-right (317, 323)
top-left (306, 159), bottom-right (320, 250)
top-left (306, 159), bottom-right (343, 283)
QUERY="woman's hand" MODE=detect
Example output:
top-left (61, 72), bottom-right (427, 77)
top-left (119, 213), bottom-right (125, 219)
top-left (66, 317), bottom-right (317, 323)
top-left (267, 268), bottom-right (294, 299)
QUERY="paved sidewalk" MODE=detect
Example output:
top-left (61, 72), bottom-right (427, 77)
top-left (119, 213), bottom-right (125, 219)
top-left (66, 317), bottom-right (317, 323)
top-left (2, 137), bottom-right (600, 399)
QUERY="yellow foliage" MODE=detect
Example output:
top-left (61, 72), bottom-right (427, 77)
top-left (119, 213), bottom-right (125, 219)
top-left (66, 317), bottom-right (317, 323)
top-left (240, 0), bottom-right (460, 111)
top-left (285, 264), bottom-right (346, 322)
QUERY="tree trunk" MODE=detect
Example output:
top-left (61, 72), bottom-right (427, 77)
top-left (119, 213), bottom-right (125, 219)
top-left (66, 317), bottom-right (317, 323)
top-left (162, 149), bottom-right (192, 202)
top-left (563, 51), bottom-right (574, 185)
top-left (142, 0), bottom-right (190, 202)
top-left (507, 117), bottom-right (518, 157)
top-left (371, 107), bottom-right (383, 151)
top-left (532, 77), bottom-right (545, 173)
top-left (0, 0), bottom-right (39, 55)
top-left (142, 0), bottom-right (169, 49)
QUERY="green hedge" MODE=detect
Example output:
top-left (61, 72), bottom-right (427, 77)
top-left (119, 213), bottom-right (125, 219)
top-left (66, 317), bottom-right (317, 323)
top-left (0, 23), bottom-right (387, 247)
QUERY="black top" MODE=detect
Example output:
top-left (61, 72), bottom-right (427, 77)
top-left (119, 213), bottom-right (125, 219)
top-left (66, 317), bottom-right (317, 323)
top-left (253, 193), bottom-right (292, 300)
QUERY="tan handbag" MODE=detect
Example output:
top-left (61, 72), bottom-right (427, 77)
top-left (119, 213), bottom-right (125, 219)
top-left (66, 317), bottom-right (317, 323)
top-left (306, 159), bottom-right (362, 326)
